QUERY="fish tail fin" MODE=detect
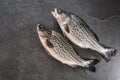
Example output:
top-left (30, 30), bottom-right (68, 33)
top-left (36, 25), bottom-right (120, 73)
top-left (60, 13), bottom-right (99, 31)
top-left (102, 48), bottom-right (117, 62)
top-left (85, 59), bottom-right (99, 72)
top-left (105, 48), bottom-right (117, 57)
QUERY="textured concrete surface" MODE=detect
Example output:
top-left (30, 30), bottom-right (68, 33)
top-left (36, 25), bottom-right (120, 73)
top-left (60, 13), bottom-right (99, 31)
top-left (0, 0), bottom-right (120, 80)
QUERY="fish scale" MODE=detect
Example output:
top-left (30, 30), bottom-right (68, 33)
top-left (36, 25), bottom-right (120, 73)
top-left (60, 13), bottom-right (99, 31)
top-left (50, 34), bottom-right (75, 60)
top-left (69, 17), bottom-right (89, 43)
top-left (49, 32), bottom-right (83, 63)
top-left (75, 17), bottom-right (102, 49)
top-left (55, 34), bottom-right (83, 62)
top-left (70, 16), bottom-right (99, 50)
top-left (70, 15), bottom-right (103, 51)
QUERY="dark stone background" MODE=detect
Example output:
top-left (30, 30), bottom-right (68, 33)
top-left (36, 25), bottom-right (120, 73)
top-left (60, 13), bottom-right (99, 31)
top-left (0, 0), bottom-right (120, 80)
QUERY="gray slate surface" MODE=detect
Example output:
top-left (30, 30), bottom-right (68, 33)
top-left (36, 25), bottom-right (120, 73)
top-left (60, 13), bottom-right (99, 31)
top-left (0, 0), bottom-right (120, 80)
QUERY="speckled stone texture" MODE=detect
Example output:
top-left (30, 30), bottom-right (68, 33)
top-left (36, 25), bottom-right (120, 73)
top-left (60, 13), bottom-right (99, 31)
top-left (0, 0), bottom-right (120, 80)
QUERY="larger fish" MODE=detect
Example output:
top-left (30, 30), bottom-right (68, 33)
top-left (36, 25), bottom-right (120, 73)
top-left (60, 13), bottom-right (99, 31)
top-left (37, 24), bottom-right (99, 72)
top-left (51, 8), bottom-right (116, 62)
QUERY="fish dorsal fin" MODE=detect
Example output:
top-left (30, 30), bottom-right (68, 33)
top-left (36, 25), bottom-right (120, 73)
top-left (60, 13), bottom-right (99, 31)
top-left (46, 39), bottom-right (54, 48)
top-left (88, 26), bottom-right (99, 42)
top-left (86, 26), bottom-right (99, 42)
top-left (64, 25), bottom-right (70, 33)
top-left (72, 46), bottom-right (79, 55)
top-left (92, 32), bottom-right (99, 42)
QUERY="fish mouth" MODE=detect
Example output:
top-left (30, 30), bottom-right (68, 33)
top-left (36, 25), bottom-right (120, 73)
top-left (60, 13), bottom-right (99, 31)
top-left (51, 8), bottom-right (59, 18)
top-left (37, 24), bottom-right (45, 38)
top-left (37, 24), bottom-right (46, 31)
top-left (37, 24), bottom-right (42, 31)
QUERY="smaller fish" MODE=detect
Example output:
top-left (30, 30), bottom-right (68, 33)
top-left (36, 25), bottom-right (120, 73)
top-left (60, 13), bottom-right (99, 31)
top-left (37, 24), bottom-right (99, 72)
top-left (51, 8), bottom-right (116, 62)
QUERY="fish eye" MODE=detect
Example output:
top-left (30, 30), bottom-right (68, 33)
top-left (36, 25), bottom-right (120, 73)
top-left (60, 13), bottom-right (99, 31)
top-left (41, 26), bottom-right (46, 31)
top-left (58, 9), bottom-right (62, 14)
top-left (43, 31), bottom-right (47, 35)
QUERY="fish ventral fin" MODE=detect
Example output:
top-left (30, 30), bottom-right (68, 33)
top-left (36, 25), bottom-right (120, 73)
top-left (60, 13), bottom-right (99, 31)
top-left (65, 25), bottom-right (70, 33)
top-left (46, 39), bottom-right (54, 48)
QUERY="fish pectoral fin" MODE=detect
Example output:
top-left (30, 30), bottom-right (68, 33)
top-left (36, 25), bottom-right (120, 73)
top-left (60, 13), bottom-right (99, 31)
top-left (46, 39), bottom-right (54, 48)
top-left (64, 24), bottom-right (70, 33)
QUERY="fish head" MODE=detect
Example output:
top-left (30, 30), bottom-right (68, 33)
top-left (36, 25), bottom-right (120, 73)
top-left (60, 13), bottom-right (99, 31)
top-left (37, 24), bottom-right (51, 39)
top-left (51, 8), bottom-right (70, 25)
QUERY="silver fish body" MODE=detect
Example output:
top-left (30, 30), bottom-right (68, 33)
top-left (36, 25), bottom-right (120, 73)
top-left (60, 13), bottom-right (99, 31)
top-left (37, 24), bottom-right (98, 72)
top-left (51, 8), bottom-right (116, 62)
